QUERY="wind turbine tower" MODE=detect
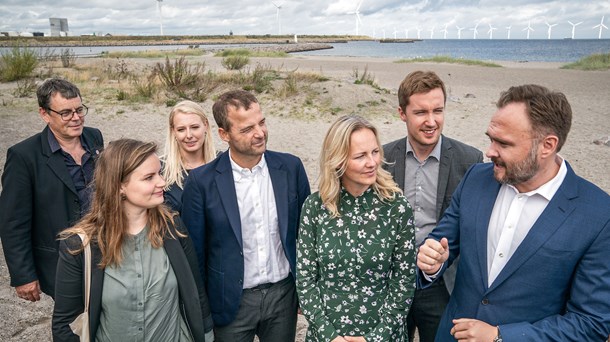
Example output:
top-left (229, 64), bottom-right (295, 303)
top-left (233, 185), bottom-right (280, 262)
top-left (545, 21), bottom-right (557, 39)
top-left (488, 23), bottom-right (497, 39)
top-left (157, 0), bottom-right (164, 35)
top-left (470, 22), bottom-right (480, 39)
top-left (441, 23), bottom-right (449, 39)
top-left (456, 25), bottom-right (464, 39)
top-left (568, 20), bottom-right (582, 39)
top-left (416, 27), bottom-right (422, 39)
top-left (593, 16), bottom-right (608, 39)
top-left (429, 25), bottom-right (435, 39)
top-left (523, 21), bottom-right (534, 39)
top-left (272, 2), bottom-right (283, 35)
top-left (506, 25), bottom-right (512, 39)
top-left (348, 0), bottom-right (363, 35)
top-left (393, 28), bottom-right (398, 39)
top-left (405, 28), bottom-right (410, 38)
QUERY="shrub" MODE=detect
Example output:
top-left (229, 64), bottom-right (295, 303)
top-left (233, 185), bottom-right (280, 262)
top-left (12, 78), bottom-right (37, 97)
top-left (0, 46), bottom-right (38, 82)
top-left (154, 56), bottom-right (204, 92)
top-left (222, 55), bottom-right (250, 70)
top-left (60, 48), bottom-right (77, 68)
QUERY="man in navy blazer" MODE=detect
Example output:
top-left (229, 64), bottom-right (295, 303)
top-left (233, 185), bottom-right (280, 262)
top-left (182, 90), bottom-right (310, 342)
top-left (0, 78), bottom-right (103, 301)
top-left (418, 84), bottom-right (610, 341)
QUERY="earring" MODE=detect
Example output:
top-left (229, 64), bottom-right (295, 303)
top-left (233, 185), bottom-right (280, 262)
top-left (121, 193), bottom-right (126, 200)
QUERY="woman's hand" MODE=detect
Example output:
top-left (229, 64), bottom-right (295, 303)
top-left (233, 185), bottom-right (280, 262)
top-left (344, 336), bottom-right (366, 342)
top-left (331, 336), bottom-right (349, 342)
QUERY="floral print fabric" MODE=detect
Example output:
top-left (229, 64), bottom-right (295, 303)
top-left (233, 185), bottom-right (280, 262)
top-left (297, 188), bottom-right (416, 342)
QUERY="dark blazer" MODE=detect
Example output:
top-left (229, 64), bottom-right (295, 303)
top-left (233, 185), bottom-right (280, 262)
top-left (181, 150), bottom-right (311, 327)
top-left (383, 135), bottom-right (482, 291)
top-left (383, 135), bottom-right (483, 221)
top-left (423, 162), bottom-right (610, 341)
top-left (52, 217), bottom-right (213, 342)
top-left (0, 126), bottom-right (103, 297)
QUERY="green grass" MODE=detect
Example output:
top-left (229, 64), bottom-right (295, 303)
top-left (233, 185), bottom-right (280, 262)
top-left (100, 49), bottom-right (206, 58)
top-left (215, 48), bottom-right (289, 58)
top-left (561, 53), bottom-right (610, 70)
top-left (395, 55), bottom-right (502, 67)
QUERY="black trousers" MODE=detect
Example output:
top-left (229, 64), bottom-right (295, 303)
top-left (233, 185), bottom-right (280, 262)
top-left (407, 279), bottom-right (450, 342)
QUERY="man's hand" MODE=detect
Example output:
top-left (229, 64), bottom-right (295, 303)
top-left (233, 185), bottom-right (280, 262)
top-left (450, 318), bottom-right (497, 342)
top-left (15, 280), bottom-right (41, 302)
top-left (417, 237), bottom-right (449, 275)
top-left (344, 336), bottom-right (366, 342)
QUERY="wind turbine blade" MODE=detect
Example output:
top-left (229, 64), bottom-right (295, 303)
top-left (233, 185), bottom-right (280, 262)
top-left (357, 13), bottom-right (363, 25)
top-left (356, 0), bottom-right (363, 12)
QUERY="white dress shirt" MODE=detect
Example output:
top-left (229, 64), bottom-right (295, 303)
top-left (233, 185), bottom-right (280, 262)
top-left (487, 159), bottom-right (567, 285)
top-left (229, 152), bottom-right (290, 289)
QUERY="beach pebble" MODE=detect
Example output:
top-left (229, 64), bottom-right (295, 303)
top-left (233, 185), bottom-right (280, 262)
top-left (593, 136), bottom-right (610, 146)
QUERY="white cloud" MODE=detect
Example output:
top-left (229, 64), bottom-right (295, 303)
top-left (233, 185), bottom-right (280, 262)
top-left (0, 0), bottom-right (608, 39)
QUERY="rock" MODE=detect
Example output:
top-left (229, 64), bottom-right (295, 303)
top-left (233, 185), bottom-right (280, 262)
top-left (592, 136), bottom-right (610, 146)
top-left (464, 93), bottom-right (476, 98)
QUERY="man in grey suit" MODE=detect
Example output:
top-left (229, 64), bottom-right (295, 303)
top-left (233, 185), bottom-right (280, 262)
top-left (383, 70), bottom-right (483, 342)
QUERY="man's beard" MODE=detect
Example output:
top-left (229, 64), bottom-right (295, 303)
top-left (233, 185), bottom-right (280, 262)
top-left (493, 142), bottom-right (539, 186)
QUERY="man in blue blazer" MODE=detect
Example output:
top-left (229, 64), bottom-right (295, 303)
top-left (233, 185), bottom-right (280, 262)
top-left (182, 90), bottom-right (310, 342)
top-left (417, 84), bottom-right (610, 341)
top-left (0, 79), bottom-right (103, 302)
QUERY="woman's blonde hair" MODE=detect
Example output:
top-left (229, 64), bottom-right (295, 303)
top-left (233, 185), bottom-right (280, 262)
top-left (60, 139), bottom-right (180, 268)
top-left (319, 115), bottom-right (401, 217)
top-left (162, 100), bottom-right (216, 189)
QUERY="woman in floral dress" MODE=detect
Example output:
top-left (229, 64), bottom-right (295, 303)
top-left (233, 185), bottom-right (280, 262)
top-left (297, 115), bottom-right (416, 342)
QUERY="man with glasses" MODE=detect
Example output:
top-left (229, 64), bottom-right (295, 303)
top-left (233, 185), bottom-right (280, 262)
top-left (0, 78), bottom-right (103, 301)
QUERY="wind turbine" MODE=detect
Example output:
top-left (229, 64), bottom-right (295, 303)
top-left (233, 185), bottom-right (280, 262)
top-left (416, 27), bottom-right (422, 39)
top-left (488, 23), bottom-right (497, 39)
top-left (393, 28), bottom-right (398, 39)
top-left (348, 0), bottom-right (363, 36)
top-left (523, 21), bottom-right (534, 39)
top-left (456, 25), bottom-right (464, 39)
top-left (568, 20), bottom-right (582, 39)
top-left (593, 16), bottom-right (608, 39)
top-left (470, 22), bottom-right (480, 39)
top-left (429, 25), bottom-right (435, 39)
top-left (506, 25), bottom-right (512, 39)
top-left (441, 23), bottom-right (449, 39)
top-left (405, 28), bottom-right (410, 39)
top-left (545, 21), bottom-right (557, 39)
top-left (156, 0), bottom-right (163, 35)
top-left (272, 2), bottom-right (282, 35)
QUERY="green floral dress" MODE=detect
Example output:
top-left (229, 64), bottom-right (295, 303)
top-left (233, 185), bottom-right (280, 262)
top-left (297, 188), bottom-right (416, 342)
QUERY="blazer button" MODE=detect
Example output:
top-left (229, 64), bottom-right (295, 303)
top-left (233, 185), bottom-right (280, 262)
top-left (239, 279), bottom-right (243, 284)
top-left (481, 298), bottom-right (489, 305)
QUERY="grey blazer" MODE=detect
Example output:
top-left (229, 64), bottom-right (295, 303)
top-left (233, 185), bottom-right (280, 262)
top-left (383, 135), bottom-right (483, 291)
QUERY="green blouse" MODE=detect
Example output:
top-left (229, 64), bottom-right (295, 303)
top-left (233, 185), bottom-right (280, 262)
top-left (297, 188), bottom-right (416, 342)
top-left (96, 227), bottom-right (193, 342)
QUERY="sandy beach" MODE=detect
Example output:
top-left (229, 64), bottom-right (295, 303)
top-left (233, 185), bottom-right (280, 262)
top-left (0, 53), bottom-right (608, 341)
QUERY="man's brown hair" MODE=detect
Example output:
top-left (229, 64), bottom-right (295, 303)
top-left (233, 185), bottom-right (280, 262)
top-left (398, 70), bottom-right (447, 112)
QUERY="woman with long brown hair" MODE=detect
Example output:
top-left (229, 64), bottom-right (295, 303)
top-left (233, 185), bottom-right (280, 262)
top-left (52, 139), bottom-right (213, 341)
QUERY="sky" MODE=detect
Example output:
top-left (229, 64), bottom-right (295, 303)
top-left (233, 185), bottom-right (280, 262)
top-left (1, 0), bottom-right (609, 40)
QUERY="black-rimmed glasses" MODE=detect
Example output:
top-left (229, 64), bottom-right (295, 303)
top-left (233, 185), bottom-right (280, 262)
top-left (47, 104), bottom-right (88, 121)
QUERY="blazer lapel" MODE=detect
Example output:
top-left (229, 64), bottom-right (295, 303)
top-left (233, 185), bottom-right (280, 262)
top-left (389, 138), bottom-right (407, 191)
top-left (267, 153), bottom-right (289, 245)
top-left (41, 126), bottom-right (78, 196)
top-left (487, 166), bottom-right (577, 292)
top-left (475, 179), bottom-right (501, 290)
top-left (436, 137), bottom-right (452, 219)
top-left (215, 155), bottom-right (243, 249)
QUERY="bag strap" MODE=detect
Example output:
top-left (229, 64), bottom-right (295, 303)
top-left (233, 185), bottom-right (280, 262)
top-left (77, 233), bottom-right (91, 314)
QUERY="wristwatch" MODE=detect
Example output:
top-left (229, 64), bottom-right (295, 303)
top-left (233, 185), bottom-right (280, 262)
top-left (493, 326), bottom-right (503, 342)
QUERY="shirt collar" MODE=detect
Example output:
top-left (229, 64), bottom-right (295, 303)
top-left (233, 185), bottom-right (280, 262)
top-left (506, 157), bottom-right (567, 201)
top-left (229, 150), bottom-right (267, 181)
top-left (47, 128), bottom-right (90, 154)
top-left (406, 135), bottom-right (443, 162)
